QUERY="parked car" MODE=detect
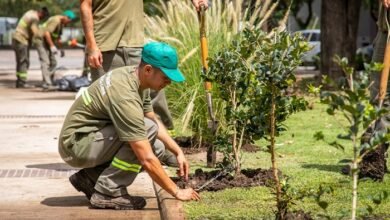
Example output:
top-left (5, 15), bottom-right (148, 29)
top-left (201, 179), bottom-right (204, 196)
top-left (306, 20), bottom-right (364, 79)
top-left (0, 17), bottom-right (17, 46)
top-left (295, 29), bottom-right (374, 70)
top-left (295, 29), bottom-right (321, 68)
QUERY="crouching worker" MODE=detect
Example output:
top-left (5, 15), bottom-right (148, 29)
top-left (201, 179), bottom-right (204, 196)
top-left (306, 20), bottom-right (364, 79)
top-left (58, 42), bottom-right (200, 210)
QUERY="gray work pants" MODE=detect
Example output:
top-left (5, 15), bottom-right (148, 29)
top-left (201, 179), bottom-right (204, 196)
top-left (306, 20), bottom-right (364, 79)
top-left (90, 47), bottom-right (174, 129)
top-left (35, 40), bottom-right (57, 85)
top-left (59, 118), bottom-right (166, 197)
top-left (13, 39), bottom-right (29, 82)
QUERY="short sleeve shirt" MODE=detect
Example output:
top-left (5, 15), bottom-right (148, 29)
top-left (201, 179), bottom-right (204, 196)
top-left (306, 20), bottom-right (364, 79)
top-left (92, 0), bottom-right (145, 51)
top-left (13, 10), bottom-right (40, 44)
top-left (59, 66), bottom-right (153, 148)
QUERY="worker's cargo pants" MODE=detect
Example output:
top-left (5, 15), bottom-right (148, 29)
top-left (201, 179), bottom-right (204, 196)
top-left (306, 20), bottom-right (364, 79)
top-left (35, 40), bottom-right (57, 86)
top-left (13, 39), bottom-right (29, 84)
top-left (60, 118), bottom-right (166, 197)
top-left (89, 47), bottom-right (174, 129)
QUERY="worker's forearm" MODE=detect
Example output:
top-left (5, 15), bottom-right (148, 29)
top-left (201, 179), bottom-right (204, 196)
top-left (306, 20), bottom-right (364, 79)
top-left (130, 139), bottom-right (179, 196)
top-left (44, 32), bottom-right (55, 47)
top-left (142, 156), bottom-right (178, 196)
top-left (80, 0), bottom-right (98, 52)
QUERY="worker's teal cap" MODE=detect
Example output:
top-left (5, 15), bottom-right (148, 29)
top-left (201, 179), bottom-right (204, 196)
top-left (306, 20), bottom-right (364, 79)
top-left (142, 42), bottom-right (185, 82)
top-left (63, 10), bottom-right (76, 20)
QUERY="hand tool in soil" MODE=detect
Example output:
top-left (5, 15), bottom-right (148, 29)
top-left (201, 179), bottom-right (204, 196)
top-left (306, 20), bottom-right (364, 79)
top-left (198, 4), bottom-right (217, 168)
top-left (194, 165), bottom-right (233, 192)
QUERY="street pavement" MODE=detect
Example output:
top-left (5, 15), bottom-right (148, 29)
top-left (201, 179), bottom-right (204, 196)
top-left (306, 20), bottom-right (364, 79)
top-left (0, 49), bottom-right (177, 219)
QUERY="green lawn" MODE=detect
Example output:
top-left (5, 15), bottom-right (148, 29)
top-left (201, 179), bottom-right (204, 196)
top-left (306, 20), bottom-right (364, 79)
top-left (179, 99), bottom-right (390, 219)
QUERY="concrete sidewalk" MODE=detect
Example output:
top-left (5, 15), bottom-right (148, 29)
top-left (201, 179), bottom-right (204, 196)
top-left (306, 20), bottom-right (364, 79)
top-left (0, 68), bottom-right (182, 219)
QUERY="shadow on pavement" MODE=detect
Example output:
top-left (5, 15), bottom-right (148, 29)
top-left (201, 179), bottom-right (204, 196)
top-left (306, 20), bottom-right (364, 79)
top-left (26, 162), bottom-right (77, 171)
top-left (41, 196), bottom-right (90, 207)
top-left (301, 163), bottom-right (344, 173)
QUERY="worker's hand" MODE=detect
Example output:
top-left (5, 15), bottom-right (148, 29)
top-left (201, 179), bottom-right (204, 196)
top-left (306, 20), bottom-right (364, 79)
top-left (87, 47), bottom-right (103, 69)
top-left (174, 188), bottom-right (201, 201)
top-left (176, 152), bottom-right (190, 181)
top-left (192, 0), bottom-right (208, 11)
top-left (383, 0), bottom-right (390, 8)
top-left (50, 46), bottom-right (58, 55)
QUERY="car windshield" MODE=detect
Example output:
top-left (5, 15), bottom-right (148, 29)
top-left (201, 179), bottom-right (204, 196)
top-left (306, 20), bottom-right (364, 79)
top-left (302, 32), bottom-right (320, 42)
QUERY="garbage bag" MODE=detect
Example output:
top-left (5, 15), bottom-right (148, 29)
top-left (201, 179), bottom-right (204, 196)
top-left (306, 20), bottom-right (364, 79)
top-left (54, 75), bottom-right (90, 91)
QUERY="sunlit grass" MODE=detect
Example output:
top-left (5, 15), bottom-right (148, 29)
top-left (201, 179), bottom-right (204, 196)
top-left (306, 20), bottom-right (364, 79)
top-left (182, 99), bottom-right (390, 219)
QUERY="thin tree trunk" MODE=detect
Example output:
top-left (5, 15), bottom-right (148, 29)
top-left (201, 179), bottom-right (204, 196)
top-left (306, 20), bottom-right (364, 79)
top-left (270, 86), bottom-right (283, 218)
top-left (351, 135), bottom-right (358, 220)
top-left (231, 89), bottom-right (240, 175)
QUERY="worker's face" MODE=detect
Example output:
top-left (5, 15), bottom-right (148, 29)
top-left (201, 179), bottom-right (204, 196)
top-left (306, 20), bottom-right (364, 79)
top-left (145, 65), bottom-right (171, 91)
top-left (63, 17), bottom-right (72, 25)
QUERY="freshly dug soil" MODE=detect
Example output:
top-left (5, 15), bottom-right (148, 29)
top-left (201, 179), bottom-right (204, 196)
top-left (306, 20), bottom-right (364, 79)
top-left (359, 143), bottom-right (389, 181)
top-left (284, 210), bottom-right (313, 220)
top-left (172, 168), bottom-right (275, 192)
top-left (174, 136), bottom-right (260, 154)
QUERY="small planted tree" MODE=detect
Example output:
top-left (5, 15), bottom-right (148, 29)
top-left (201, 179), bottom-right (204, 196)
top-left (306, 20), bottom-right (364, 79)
top-left (250, 29), bottom-right (309, 219)
top-left (206, 29), bottom-right (263, 175)
top-left (207, 28), bottom-right (309, 218)
top-left (317, 58), bottom-right (390, 219)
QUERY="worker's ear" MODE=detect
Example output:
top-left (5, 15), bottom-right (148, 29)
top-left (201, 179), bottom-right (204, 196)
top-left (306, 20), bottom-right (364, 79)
top-left (144, 64), bottom-right (154, 77)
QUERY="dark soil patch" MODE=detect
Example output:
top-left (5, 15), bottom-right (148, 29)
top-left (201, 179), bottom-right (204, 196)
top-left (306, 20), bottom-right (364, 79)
top-left (359, 143), bottom-right (388, 181)
top-left (174, 168), bottom-right (313, 219)
top-left (284, 210), bottom-right (313, 220)
top-left (174, 136), bottom-right (260, 154)
top-left (173, 168), bottom-right (274, 192)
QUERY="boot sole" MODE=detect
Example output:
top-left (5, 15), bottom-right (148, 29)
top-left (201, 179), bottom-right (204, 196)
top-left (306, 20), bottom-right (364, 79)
top-left (90, 199), bottom-right (146, 210)
top-left (69, 173), bottom-right (94, 200)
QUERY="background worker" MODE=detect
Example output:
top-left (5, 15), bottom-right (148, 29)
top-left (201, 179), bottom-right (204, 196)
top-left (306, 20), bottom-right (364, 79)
top-left (59, 42), bottom-right (200, 210)
top-left (358, 0), bottom-right (390, 180)
top-left (35, 10), bottom-right (76, 90)
top-left (12, 7), bottom-right (49, 88)
top-left (79, 0), bottom-right (208, 139)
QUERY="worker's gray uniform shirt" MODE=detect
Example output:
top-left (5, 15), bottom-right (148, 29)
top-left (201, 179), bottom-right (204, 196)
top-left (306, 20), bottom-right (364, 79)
top-left (58, 66), bottom-right (159, 196)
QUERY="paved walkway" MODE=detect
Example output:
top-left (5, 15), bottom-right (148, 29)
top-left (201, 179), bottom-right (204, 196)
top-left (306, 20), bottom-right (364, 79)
top-left (0, 50), bottom-right (182, 219)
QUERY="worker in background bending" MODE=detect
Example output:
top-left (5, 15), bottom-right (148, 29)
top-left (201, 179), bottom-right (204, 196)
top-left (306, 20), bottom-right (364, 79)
top-left (12, 7), bottom-right (49, 88)
top-left (35, 10), bottom-right (76, 90)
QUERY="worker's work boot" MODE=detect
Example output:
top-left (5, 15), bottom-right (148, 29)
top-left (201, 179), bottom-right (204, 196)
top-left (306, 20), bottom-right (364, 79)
top-left (16, 79), bottom-right (34, 88)
top-left (69, 169), bottom-right (95, 200)
top-left (42, 84), bottom-right (59, 92)
top-left (90, 191), bottom-right (146, 210)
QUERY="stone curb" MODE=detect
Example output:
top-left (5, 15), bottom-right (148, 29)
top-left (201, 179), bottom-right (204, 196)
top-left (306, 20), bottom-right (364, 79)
top-left (153, 181), bottom-right (185, 220)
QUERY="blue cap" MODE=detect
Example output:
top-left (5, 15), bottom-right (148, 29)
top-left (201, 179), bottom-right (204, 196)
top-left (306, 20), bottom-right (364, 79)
top-left (142, 42), bottom-right (185, 82)
top-left (63, 10), bottom-right (76, 20)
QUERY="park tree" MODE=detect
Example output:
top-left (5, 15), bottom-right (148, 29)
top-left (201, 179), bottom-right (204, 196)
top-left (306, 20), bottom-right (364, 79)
top-left (321, 0), bottom-right (362, 80)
